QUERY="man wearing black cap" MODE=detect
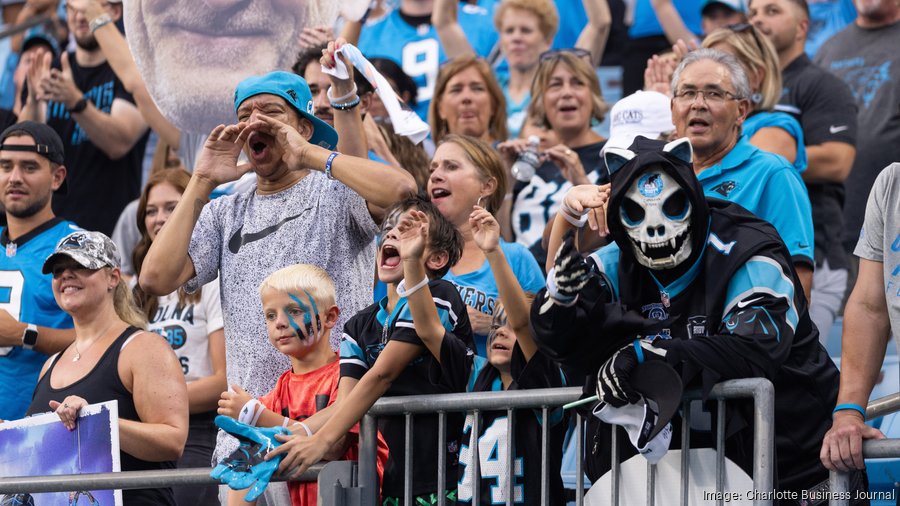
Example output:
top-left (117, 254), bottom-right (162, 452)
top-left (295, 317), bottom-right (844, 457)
top-left (0, 120), bottom-right (78, 421)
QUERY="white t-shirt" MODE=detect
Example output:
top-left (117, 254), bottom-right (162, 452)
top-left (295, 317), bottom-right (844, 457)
top-left (186, 171), bottom-right (378, 399)
top-left (147, 279), bottom-right (223, 383)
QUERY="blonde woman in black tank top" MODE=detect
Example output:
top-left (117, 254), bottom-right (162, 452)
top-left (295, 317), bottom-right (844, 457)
top-left (26, 231), bottom-right (188, 506)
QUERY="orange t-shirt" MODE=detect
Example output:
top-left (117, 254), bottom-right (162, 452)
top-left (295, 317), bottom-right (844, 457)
top-left (259, 355), bottom-right (388, 505)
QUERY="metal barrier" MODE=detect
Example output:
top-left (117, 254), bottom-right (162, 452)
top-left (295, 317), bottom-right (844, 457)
top-left (356, 378), bottom-right (775, 506)
top-left (0, 379), bottom-right (776, 505)
top-left (829, 392), bottom-right (900, 506)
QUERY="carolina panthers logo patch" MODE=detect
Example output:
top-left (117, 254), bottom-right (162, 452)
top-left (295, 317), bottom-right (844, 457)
top-left (711, 181), bottom-right (737, 197)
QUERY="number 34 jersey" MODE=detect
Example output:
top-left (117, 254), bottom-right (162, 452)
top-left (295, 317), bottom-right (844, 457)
top-left (0, 218), bottom-right (79, 420)
top-left (147, 279), bottom-right (223, 383)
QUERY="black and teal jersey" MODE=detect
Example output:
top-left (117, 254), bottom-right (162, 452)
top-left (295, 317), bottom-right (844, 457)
top-left (340, 279), bottom-right (473, 498)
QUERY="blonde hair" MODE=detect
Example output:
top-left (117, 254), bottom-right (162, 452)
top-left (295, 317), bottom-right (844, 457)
top-left (429, 55), bottom-right (508, 145)
top-left (702, 26), bottom-right (782, 112)
top-left (440, 134), bottom-right (508, 215)
top-left (494, 0), bottom-right (559, 43)
top-left (113, 280), bottom-right (148, 329)
top-left (531, 53), bottom-right (609, 129)
top-left (259, 264), bottom-right (337, 308)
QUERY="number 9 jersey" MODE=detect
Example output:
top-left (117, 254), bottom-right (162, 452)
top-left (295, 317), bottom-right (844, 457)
top-left (0, 217), bottom-right (79, 420)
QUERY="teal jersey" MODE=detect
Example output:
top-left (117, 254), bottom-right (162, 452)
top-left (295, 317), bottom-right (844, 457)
top-left (0, 218), bottom-right (79, 420)
top-left (358, 4), bottom-right (498, 120)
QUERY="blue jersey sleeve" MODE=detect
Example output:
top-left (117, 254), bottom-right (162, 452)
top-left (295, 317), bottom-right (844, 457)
top-left (743, 112), bottom-right (808, 174)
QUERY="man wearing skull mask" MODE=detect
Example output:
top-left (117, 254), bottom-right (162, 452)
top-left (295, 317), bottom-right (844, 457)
top-left (531, 137), bottom-right (867, 501)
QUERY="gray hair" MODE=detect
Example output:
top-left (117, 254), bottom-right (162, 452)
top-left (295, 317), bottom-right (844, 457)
top-left (670, 48), bottom-right (752, 100)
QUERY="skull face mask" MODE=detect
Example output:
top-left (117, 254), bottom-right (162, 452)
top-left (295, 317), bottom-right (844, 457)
top-left (620, 168), bottom-right (692, 269)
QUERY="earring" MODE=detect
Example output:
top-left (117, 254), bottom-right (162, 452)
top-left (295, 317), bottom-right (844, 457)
top-left (750, 92), bottom-right (763, 105)
top-left (476, 195), bottom-right (485, 208)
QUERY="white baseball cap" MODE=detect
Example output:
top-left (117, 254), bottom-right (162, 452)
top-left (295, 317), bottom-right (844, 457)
top-left (605, 91), bottom-right (675, 152)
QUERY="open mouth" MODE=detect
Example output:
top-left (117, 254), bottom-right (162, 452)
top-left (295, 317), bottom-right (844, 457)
top-left (632, 226), bottom-right (690, 261)
top-left (380, 244), bottom-right (401, 269)
top-left (558, 105), bottom-right (579, 113)
top-left (431, 188), bottom-right (451, 200)
top-left (688, 118), bottom-right (710, 130)
top-left (491, 342), bottom-right (510, 351)
top-left (247, 132), bottom-right (271, 160)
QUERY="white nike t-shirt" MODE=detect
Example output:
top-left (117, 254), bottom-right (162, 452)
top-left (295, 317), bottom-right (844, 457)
top-left (186, 169), bottom-right (377, 404)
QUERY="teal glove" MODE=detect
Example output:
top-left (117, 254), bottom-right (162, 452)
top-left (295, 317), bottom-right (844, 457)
top-left (211, 415), bottom-right (291, 502)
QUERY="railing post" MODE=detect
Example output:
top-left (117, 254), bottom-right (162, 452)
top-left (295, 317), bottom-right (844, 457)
top-left (358, 414), bottom-right (379, 504)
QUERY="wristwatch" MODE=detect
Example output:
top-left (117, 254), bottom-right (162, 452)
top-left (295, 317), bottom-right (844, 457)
top-left (22, 324), bottom-right (38, 350)
top-left (67, 97), bottom-right (88, 114)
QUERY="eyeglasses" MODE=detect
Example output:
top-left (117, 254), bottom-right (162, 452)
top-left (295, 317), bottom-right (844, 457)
top-left (539, 48), bottom-right (592, 64)
top-left (672, 88), bottom-right (742, 105)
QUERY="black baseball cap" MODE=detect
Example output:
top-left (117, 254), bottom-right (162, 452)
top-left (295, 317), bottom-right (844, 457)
top-left (0, 121), bottom-right (67, 193)
top-left (631, 360), bottom-right (683, 441)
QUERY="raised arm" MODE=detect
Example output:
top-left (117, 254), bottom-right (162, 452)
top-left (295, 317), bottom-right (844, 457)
top-left (576, 0), bottom-right (613, 67)
top-left (649, 0), bottom-right (701, 47)
top-left (38, 52), bottom-right (148, 160)
top-left (140, 124), bottom-right (252, 295)
top-left (321, 39), bottom-right (368, 158)
top-left (85, 0), bottom-right (180, 149)
top-left (432, 0), bottom-right (477, 59)
top-left (469, 206), bottom-right (536, 359)
top-left (119, 331), bottom-right (189, 461)
top-left (397, 210), bottom-right (446, 361)
top-left (248, 114), bottom-right (417, 221)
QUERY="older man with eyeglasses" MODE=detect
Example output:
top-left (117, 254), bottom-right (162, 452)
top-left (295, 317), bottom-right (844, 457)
top-left (670, 48), bottom-right (815, 299)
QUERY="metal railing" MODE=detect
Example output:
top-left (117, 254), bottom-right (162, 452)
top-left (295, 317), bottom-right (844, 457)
top-left (356, 378), bottom-right (775, 506)
top-left (0, 379), bottom-right (776, 505)
top-left (829, 392), bottom-right (900, 506)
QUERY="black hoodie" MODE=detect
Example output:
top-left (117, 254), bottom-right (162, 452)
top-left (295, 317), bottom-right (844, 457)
top-left (532, 137), bottom-right (844, 494)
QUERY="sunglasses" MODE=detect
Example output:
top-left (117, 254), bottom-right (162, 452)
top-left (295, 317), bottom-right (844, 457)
top-left (539, 48), bottom-right (593, 64)
top-left (725, 23), bottom-right (766, 53)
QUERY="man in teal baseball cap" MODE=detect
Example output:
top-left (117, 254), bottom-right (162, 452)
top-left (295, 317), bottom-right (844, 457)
top-left (234, 70), bottom-right (339, 151)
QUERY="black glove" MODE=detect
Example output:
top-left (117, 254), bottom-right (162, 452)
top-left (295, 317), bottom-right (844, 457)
top-left (548, 232), bottom-right (590, 305)
top-left (596, 339), bottom-right (669, 407)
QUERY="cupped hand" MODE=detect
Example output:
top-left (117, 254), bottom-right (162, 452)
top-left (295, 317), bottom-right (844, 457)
top-left (396, 210), bottom-right (429, 262)
top-left (193, 122), bottom-right (254, 186)
top-left (469, 206), bottom-right (500, 254)
top-left (245, 114), bottom-right (311, 172)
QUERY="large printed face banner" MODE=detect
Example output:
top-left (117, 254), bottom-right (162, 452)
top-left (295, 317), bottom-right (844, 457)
top-left (123, 1), bottom-right (365, 134)
top-left (0, 402), bottom-right (122, 506)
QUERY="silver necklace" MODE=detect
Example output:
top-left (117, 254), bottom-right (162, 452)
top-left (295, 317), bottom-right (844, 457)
top-left (72, 322), bottom-right (116, 362)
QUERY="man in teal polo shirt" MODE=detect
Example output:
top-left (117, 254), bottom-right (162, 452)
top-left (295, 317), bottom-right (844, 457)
top-left (669, 48), bottom-right (814, 298)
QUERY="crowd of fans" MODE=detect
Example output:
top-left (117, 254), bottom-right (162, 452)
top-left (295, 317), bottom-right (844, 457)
top-left (0, 0), bottom-right (898, 504)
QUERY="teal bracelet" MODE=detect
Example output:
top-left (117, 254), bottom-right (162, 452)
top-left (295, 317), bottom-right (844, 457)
top-left (325, 152), bottom-right (340, 180)
top-left (833, 403), bottom-right (866, 419)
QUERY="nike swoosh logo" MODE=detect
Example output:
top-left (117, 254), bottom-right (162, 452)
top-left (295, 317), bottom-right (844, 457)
top-left (737, 296), bottom-right (765, 308)
top-left (228, 208), bottom-right (312, 254)
top-left (829, 125), bottom-right (848, 134)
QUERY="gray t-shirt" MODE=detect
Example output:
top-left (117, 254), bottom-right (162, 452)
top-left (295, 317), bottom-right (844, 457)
top-left (854, 162), bottom-right (900, 352)
top-left (815, 21), bottom-right (900, 251)
top-left (186, 171), bottom-right (378, 400)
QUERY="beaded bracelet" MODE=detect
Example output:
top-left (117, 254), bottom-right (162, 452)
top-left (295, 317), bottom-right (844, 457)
top-left (325, 152), bottom-right (340, 180)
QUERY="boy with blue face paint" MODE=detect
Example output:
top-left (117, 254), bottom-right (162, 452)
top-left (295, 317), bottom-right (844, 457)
top-left (217, 263), bottom-right (386, 506)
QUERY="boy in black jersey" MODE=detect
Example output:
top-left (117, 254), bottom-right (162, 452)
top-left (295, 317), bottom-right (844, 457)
top-left (268, 196), bottom-right (473, 504)
top-left (405, 206), bottom-right (567, 505)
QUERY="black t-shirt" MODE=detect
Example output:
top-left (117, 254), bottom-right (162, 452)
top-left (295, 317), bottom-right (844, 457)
top-left (778, 53), bottom-right (857, 269)
top-left (340, 279), bottom-right (474, 498)
top-left (433, 337), bottom-right (568, 505)
top-left (46, 52), bottom-right (148, 235)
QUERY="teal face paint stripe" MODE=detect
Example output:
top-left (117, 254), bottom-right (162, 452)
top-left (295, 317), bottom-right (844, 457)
top-left (289, 293), bottom-right (313, 327)
top-left (302, 289), bottom-right (319, 326)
